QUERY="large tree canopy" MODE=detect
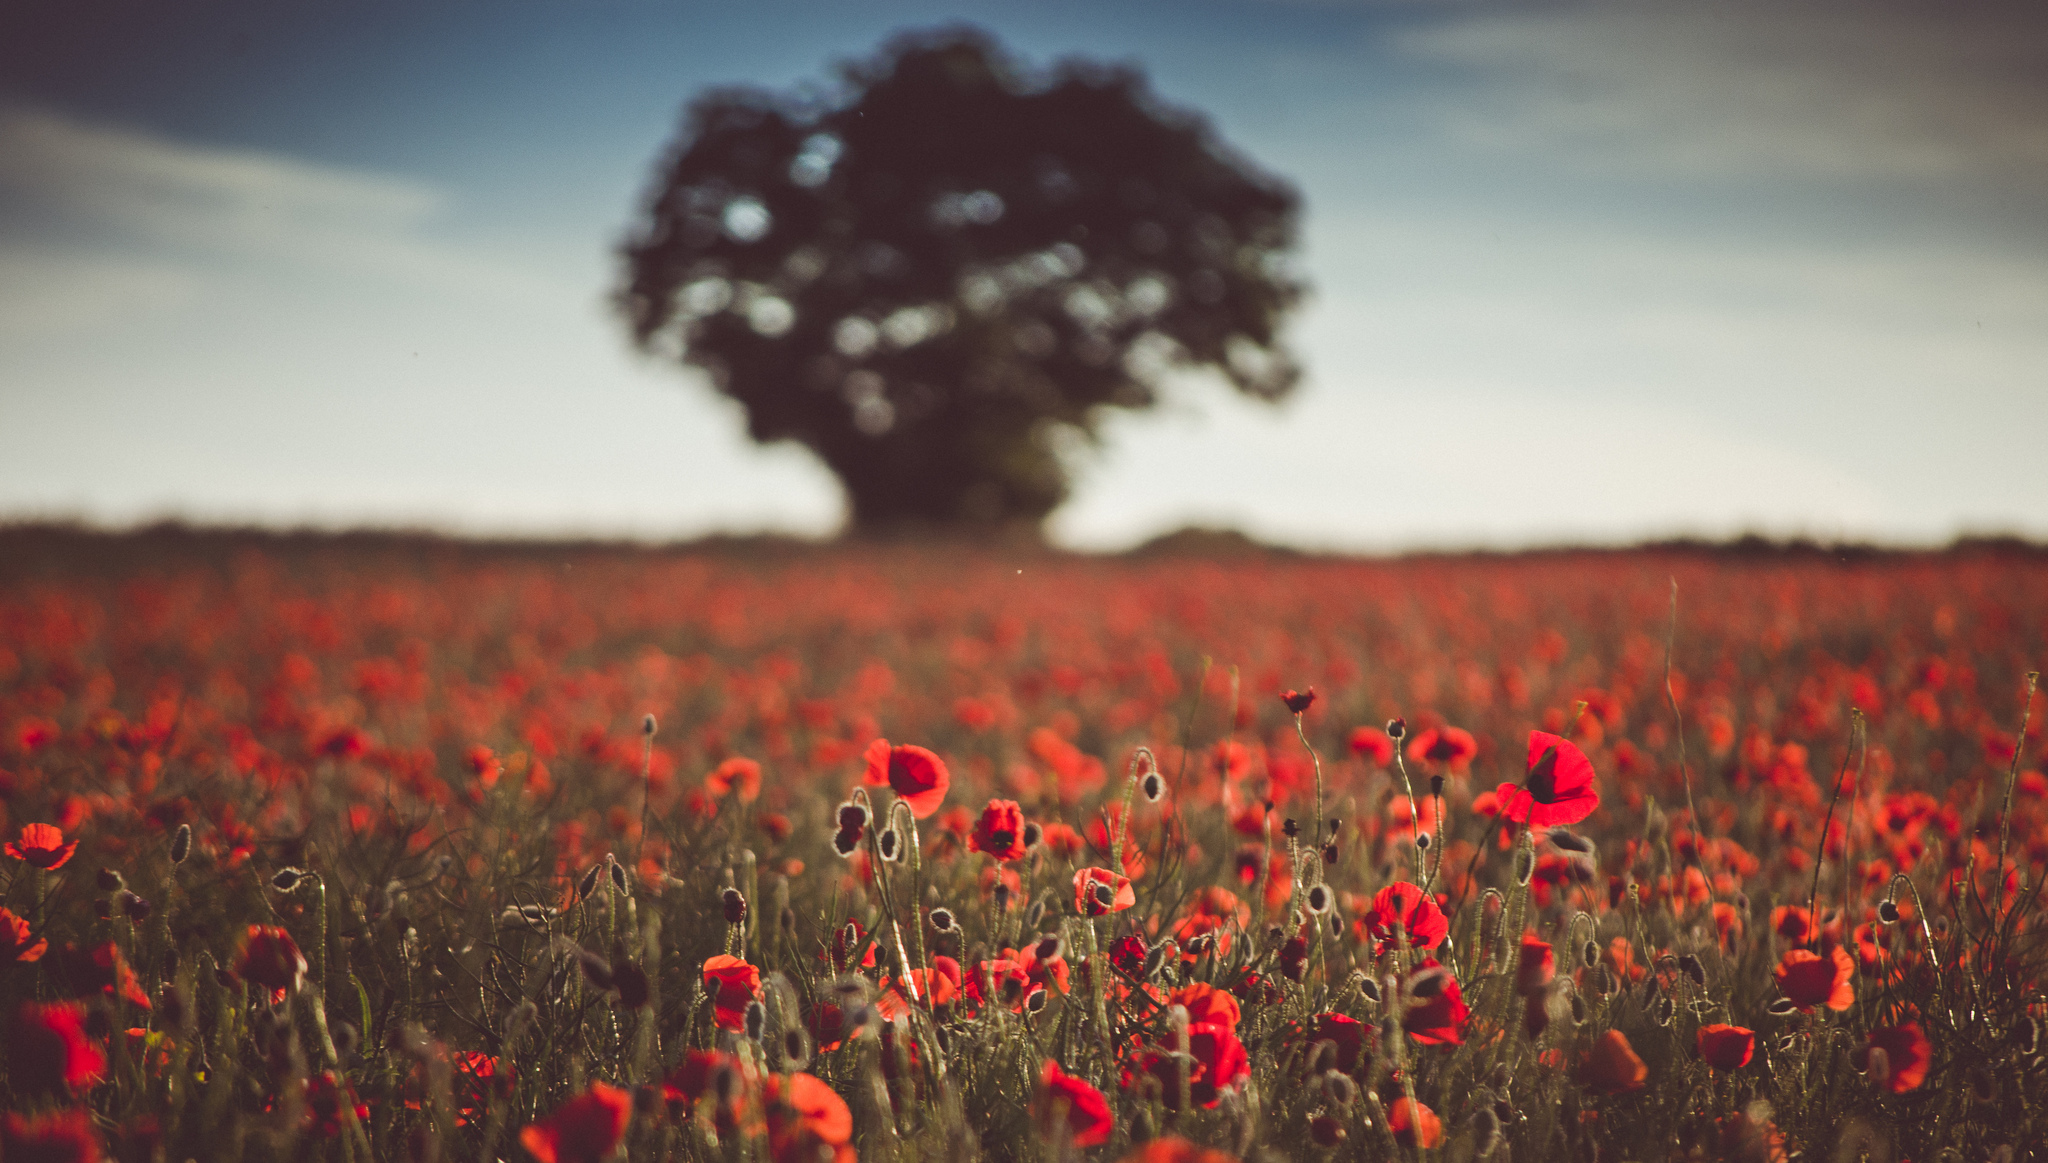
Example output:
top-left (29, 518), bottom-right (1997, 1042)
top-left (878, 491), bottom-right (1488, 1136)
top-left (617, 27), bottom-right (1304, 537)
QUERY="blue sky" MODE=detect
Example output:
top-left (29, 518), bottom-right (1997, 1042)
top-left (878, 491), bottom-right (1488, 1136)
top-left (4, 0), bottom-right (2045, 550)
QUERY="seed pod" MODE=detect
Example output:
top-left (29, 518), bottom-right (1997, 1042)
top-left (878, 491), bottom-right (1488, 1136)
top-left (1386, 718), bottom-right (1407, 740)
top-left (1092, 882), bottom-right (1114, 909)
top-left (1025, 900), bottom-right (1045, 929)
top-left (878, 829), bottom-right (901, 862)
top-left (1582, 940), bottom-right (1600, 969)
top-left (1142, 941), bottom-right (1172, 979)
top-left (1550, 831), bottom-right (1594, 855)
top-left (1569, 991), bottom-right (1587, 1025)
top-left (833, 828), bottom-right (861, 857)
top-left (169, 824), bottom-right (193, 865)
top-left (929, 907), bottom-right (956, 933)
top-left (1306, 884), bottom-right (1333, 914)
top-left (1429, 774), bottom-right (1444, 799)
top-left (1140, 772), bottom-right (1165, 803)
top-left (609, 861), bottom-right (628, 893)
top-left (1417, 832), bottom-right (1432, 851)
top-left (642, 713), bottom-right (657, 736)
top-left (1678, 954), bottom-right (1706, 986)
top-left (1026, 986), bottom-right (1049, 1014)
top-left (783, 1028), bottom-right (811, 1071)
top-left (271, 868), bottom-right (305, 892)
top-left (836, 802), bottom-right (870, 831)
top-left (1283, 818), bottom-right (1301, 839)
top-left (578, 865), bottom-right (602, 901)
top-left (722, 888), bottom-right (747, 926)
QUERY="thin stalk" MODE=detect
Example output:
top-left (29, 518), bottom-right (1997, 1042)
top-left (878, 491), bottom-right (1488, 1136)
top-left (1664, 579), bottom-right (1705, 861)
top-left (1994, 672), bottom-right (2040, 921)
top-left (1804, 711), bottom-right (1865, 948)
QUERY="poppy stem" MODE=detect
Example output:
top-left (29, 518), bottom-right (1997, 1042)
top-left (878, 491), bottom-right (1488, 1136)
top-left (1391, 744), bottom-right (1424, 885)
top-left (1993, 672), bottom-right (2039, 923)
top-left (1804, 711), bottom-right (1864, 950)
top-left (1664, 579), bottom-right (1706, 863)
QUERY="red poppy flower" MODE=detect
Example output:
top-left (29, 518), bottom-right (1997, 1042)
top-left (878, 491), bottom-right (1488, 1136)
top-left (766, 1072), bottom-right (854, 1161)
top-left (864, 738), bottom-right (950, 818)
top-left (1281, 688), bottom-right (1315, 714)
top-left (1494, 731), bottom-right (1600, 828)
top-left (1405, 726), bottom-right (1477, 770)
top-left (1349, 726), bottom-right (1394, 766)
top-left (962, 958), bottom-right (1031, 1012)
top-left (1773, 946), bottom-right (1853, 1012)
top-left (3, 1107), bottom-right (104, 1163)
top-left (968, 799), bottom-right (1028, 861)
top-left (1115, 1139), bottom-right (1239, 1163)
top-left (237, 925), bottom-right (307, 998)
top-left (519, 1082), bottom-right (632, 1163)
top-left (1360, 882), bottom-right (1448, 955)
top-left (7, 823), bottom-right (77, 870)
top-left (59, 942), bottom-right (152, 1010)
top-left (825, 920), bottom-right (876, 973)
top-left (1036, 1060), bottom-right (1114, 1147)
top-left (1074, 867), bottom-right (1135, 917)
top-left (1515, 934), bottom-right (1555, 996)
top-left (1697, 1024), bottom-right (1755, 1071)
top-left (1389, 1098), bottom-right (1443, 1148)
top-left (0, 907), bottom-right (47, 964)
top-left (1403, 958), bottom-right (1469, 1046)
top-left (706, 757), bottom-right (761, 803)
top-left (1040, 822), bottom-right (1085, 858)
top-left (1855, 1022), bottom-right (1931, 1093)
top-left (305, 1070), bottom-right (369, 1138)
top-left (9, 1001), bottom-right (106, 1095)
top-left (662, 1048), bottom-right (735, 1110)
top-left (1578, 1029), bottom-right (1649, 1094)
top-left (1166, 982), bottom-right (1241, 1032)
top-left (703, 955), bottom-right (762, 1031)
top-left (1299, 1011), bottom-right (1369, 1073)
top-left (1123, 1022), bottom-right (1250, 1109)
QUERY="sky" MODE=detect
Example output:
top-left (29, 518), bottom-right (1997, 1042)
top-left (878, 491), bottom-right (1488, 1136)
top-left (2, 0), bottom-right (2045, 552)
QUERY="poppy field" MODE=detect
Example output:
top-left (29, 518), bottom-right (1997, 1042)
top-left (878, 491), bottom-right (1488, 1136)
top-left (1, 528), bottom-right (2044, 1162)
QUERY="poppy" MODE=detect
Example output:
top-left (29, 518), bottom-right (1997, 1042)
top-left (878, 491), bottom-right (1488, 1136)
top-left (236, 926), bottom-right (307, 999)
top-left (304, 1070), bottom-right (369, 1138)
top-left (1114, 1139), bottom-right (1239, 1163)
top-left (2, 1107), bottom-right (104, 1163)
top-left (1166, 982), bottom-right (1241, 1032)
top-left (9, 1001), bottom-right (105, 1095)
top-left (1036, 1060), bottom-right (1114, 1147)
top-left (1349, 726), bottom-right (1394, 766)
top-left (1855, 1022), bottom-right (1931, 1093)
top-left (702, 954), bottom-right (762, 1031)
top-left (1073, 867), bottom-right (1135, 917)
top-left (55, 942), bottom-right (151, 1010)
top-left (1281, 688), bottom-right (1315, 714)
top-left (765, 1072), bottom-right (854, 1162)
top-left (825, 920), bottom-right (876, 973)
top-left (1577, 1029), bottom-right (1649, 1094)
top-left (1406, 726), bottom-right (1477, 770)
top-left (7, 823), bottom-right (77, 870)
top-left (1298, 1011), bottom-right (1369, 1073)
top-left (864, 738), bottom-right (950, 818)
top-left (662, 1048), bottom-right (744, 1114)
top-left (968, 800), bottom-right (1028, 861)
top-left (1360, 882), bottom-right (1448, 955)
top-left (1772, 946), bottom-right (1853, 1012)
top-left (1515, 934), bottom-right (1555, 996)
top-left (962, 958), bottom-right (1031, 1012)
top-left (1389, 1097), bottom-right (1443, 1148)
top-left (519, 1082), bottom-right (632, 1163)
top-left (0, 908), bottom-right (46, 964)
top-left (1128, 1022), bottom-right (1249, 1109)
top-left (1403, 958), bottom-right (1469, 1046)
top-left (1108, 934), bottom-right (1148, 980)
top-left (1495, 731), bottom-right (1600, 828)
top-left (1697, 1024), bottom-right (1755, 1071)
top-left (706, 757), bottom-right (761, 803)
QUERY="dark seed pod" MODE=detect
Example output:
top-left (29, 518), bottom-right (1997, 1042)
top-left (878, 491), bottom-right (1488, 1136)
top-left (123, 892), bottom-right (151, 922)
top-left (642, 713), bottom-right (658, 736)
top-left (1140, 772), bottom-right (1165, 803)
top-left (1022, 821), bottom-right (1043, 848)
top-left (722, 888), bottom-right (747, 925)
top-left (743, 999), bottom-right (766, 1041)
top-left (1582, 940), bottom-right (1600, 969)
top-left (609, 861), bottom-right (628, 893)
top-left (1550, 831), bottom-right (1594, 855)
top-left (1386, 718), bottom-right (1407, 740)
top-left (1322, 842), bottom-right (1339, 866)
top-left (1767, 997), bottom-right (1798, 1017)
top-left (1283, 818), bottom-right (1301, 839)
top-left (1306, 884), bottom-right (1333, 914)
top-left (1359, 975), bottom-right (1382, 1004)
top-left (1035, 933), bottom-right (1064, 962)
top-left (991, 882), bottom-right (1011, 912)
top-left (271, 868), bottom-right (305, 892)
top-left (878, 829), bottom-right (902, 862)
top-left (169, 824), bottom-right (192, 865)
top-left (1025, 987), bottom-right (1049, 1014)
top-left (783, 1028), bottom-right (811, 1070)
top-left (929, 907), bottom-right (956, 933)
top-left (1569, 991), bottom-right (1587, 1025)
top-left (1429, 774), bottom-right (1444, 799)
top-left (1678, 954), bottom-right (1706, 986)
top-left (96, 868), bottom-right (126, 893)
top-left (1184, 932), bottom-right (1214, 957)
top-left (578, 865), bottom-right (602, 901)
top-left (1877, 900), bottom-right (1901, 924)
top-left (1416, 832), bottom-right (1432, 851)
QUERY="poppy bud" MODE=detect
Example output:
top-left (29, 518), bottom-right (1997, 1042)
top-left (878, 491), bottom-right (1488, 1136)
top-left (1582, 941), bottom-right (1600, 969)
top-left (1777, 1034), bottom-right (1798, 1053)
top-left (1021, 821), bottom-right (1043, 848)
top-left (1323, 1071), bottom-right (1357, 1107)
top-left (1140, 771), bottom-right (1165, 803)
top-left (1472, 1107), bottom-right (1502, 1157)
top-left (169, 824), bottom-right (193, 865)
top-left (271, 868), bottom-right (305, 892)
top-left (1322, 842), bottom-right (1339, 866)
top-left (1283, 818), bottom-right (1300, 839)
top-left (837, 802), bottom-right (870, 831)
top-left (1487, 1062), bottom-right (1512, 1091)
top-left (609, 861), bottom-right (628, 893)
top-left (1358, 975), bottom-right (1381, 1004)
top-left (123, 891), bottom-right (152, 922)
top-left (784, 1028), bottom-right (811, 1070)
top-left (1306, 884), bottom-right (1333, 914)
top-left (97, 868), bottom-right (126, 892)
top-left (1025, 900), bottom-right (1045, 929)
top-left (1142, 940), bottom-right (1172, 979)
top-left (1416, 832), bottom-right (1432, 851)
top-left (578, 865), bottom-right (602, 901)
top-left (991, 882), bottom-right (1011, 912)
top-left (722, 888), bottom-right (747, 926)
top-left (1282, 688), bottom-right (1316, 714)
top-left (1679, 954), bottom-right (1706, 986)
top-left (744, 999), bottom-right (766, 1041)
top-left (1429, 775), bottom-right (1444, 799)
top-left (1550, 831), bottom-right (1594, 855)
top-left (575, 947), bottom-right (614, 991)
top-left (642, 713), bottom-right (657, 736)
top-left (832, 828), bottom-right (861, 857)
top-left (1025, 986), bottom-right (1049, 1014)
top-left (1036, 933), bottom-right (1064, 962)
top-left (1877, 900), bottom-right (1901, 924)
top-left (1569, 991), bottom-right (1587, 1025)
top-left (1654, 995), bottom-right (1676, 1026)
top-left (1386, 718), bottom-right (1406, 740)
top-left (878, 829), bottom-right (902, 861)
top-left (1184, 932), bottom-right (1214, 957)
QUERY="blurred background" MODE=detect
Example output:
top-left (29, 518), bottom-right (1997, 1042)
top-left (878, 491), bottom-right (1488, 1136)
top-left (3, 0), bottom-right (2045, 553)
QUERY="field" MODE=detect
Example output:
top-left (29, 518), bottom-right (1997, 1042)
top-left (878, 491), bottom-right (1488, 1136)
top-left (2, 526), bottom-right (2044, 1162)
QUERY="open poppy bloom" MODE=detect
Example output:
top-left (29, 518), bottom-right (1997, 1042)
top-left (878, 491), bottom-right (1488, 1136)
top-left (236, 925), bottom-right (306, 999)
top-left (1074, 867), bottom-right (1135, 917)
top-left (519, 1082), bottom-right (632, 1163)
top-left (1773, 946), bottom-right (1853, 1012)
top-left (1855, 1022), bottom-right (1931, 1093)
top-left (6, 823), bottom-right (77, 870)
top-left (1406, 726), bottom-right (1477, 770)
top-left (1697, 1024), bottom-right (1755, 1070)
top-left (0, 908), bottom-right (46, 964)
top-left (1578, 1029), bottom-right (1649, 1094)
top-left (706, 757), bottom-right (761, 803)
top-left (865, 738), bottom-right (951, 818)
top-left (1036, 1060), bottom-right (1114, 1147)
top-left (1389, 1097), bottom-right (1443, 1148)
top-left (1360, 882), bottom-right (1448, 955)
top-left (1495, 731), bottom-right (1600, 828)
top-left (1403, 958), bottom-right (1469, 1045)
top-left (1167, 982), bottom-right (1241, 1032)
top-left (1123, 1022), bottom-right (1250, 1109)
top-left (968, 799), bottom-right (1028, 861)
top-left (702, 954), bottom-right (762, 1031)
top-left (766, 1072), bottom-right (855, 1162)
top-left (1297, 1011), bottom-right (1369, 1073)
top-left (9, 1000), bottom-right (106, 1095)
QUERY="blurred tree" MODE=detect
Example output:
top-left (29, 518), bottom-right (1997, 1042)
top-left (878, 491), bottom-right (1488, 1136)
top-left (617, 27), bottom-right (1303, 538)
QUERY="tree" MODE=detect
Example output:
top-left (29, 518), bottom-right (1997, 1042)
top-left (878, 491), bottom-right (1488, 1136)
top-left (616, 27), bottom-right (1304, 538)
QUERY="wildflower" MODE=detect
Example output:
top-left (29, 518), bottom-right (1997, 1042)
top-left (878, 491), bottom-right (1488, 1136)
top-left (1855, 1023), bottom-right (1931, 1093)
top-left (864, 738), bottom-right (951, 818)
top-left (703, 954), bottom-right (762, 1031)
top-left (519, 1082), bottom-right (632, 1163)
top-left (968, 799), bottom-right (1028, 861)
top-left (0, 907), bottom-right (46, 964)
top-left (1298, 1011), bottom-right (1368, 1073)
top-left (1406, 726), bottom-right (1477, 770)
top-left (765, 1072), bottom-right (854, 1161)
top-left (1772, 946), bottom-right (1854, 1012)
top-left (236, 925), bottom-right (307, 998)
top-left (9, 1001), bottom-right (106, 1095)
top-left (1167, 982), bottom-right (1241, 1032)
top-left (721, 888), bottom-right (747, 926)
top-left (1123, 1022), bottom-right (1250, 1109)
top-left (2, 1107), bottom-right (104, 1163)
top-left (1578, 1029), bottom-right (1649, 1094)
top-left (1403, 958), bottom-right (1469, 1045)
top-left (1515, 934), bottom-right (1555, 996)
top-left (1036, 1060), bottom-right (1114, 1147)
top-left (1350, 725), bottom-right (1395, 765)
top-left (1281, 688), bottom-right (1315, 714)
top-left (1074, 867), bottom-right (1135, 917)
top-left (1360, 882), bottom-right (1448, 955)
top-left (1388, 1097), bottom-right (1443, 1148)
top-left (706, 756), bottom-right (761, 803)
top-left (1495, 731), bottom-right (1600, 828)
top-left (6, 823), bottom-right (77, 870)
top-left (1697, 1024), bottom-right (1755, 1071)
